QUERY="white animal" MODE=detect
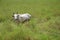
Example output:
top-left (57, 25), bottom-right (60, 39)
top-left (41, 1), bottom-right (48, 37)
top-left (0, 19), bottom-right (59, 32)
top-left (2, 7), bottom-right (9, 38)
top-left (12, 13), bottom-right (31, 23)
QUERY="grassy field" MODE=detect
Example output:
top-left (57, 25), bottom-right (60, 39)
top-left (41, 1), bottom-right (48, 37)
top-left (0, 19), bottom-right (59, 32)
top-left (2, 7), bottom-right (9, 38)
top-left (0, 0), bottom-right (60, 40)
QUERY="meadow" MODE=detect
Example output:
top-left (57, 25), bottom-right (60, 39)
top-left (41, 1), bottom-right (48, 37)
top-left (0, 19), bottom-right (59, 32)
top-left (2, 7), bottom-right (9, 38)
top-left (0, 0), bottom-right (60, 40)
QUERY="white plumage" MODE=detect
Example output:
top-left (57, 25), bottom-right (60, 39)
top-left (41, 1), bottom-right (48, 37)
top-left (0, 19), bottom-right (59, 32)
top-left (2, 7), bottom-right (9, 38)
top-left (13, 13), bottom-right (31, 23)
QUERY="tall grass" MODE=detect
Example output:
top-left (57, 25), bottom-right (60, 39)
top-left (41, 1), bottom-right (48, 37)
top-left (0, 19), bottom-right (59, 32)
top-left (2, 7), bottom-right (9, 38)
top-left (0, 0), bottom-right (60, 40)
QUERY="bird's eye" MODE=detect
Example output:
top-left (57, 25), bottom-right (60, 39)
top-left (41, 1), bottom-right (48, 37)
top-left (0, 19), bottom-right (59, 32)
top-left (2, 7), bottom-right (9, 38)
top-left (12, 16), bottom-right (14, 17)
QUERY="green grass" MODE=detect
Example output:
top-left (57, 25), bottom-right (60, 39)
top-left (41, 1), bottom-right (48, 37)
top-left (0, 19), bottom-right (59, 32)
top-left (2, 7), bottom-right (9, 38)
top-left (0, 0), bottom-right (60, 40)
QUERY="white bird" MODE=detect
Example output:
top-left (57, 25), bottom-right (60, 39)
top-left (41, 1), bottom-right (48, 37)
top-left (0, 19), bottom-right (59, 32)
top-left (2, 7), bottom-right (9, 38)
top-left (12, 13), bottom-right (31, 23)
